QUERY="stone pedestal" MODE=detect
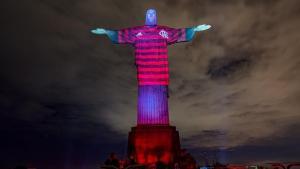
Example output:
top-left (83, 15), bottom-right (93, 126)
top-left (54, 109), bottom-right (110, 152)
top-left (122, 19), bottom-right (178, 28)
top-left (128, 125), bottom-right (181, 165)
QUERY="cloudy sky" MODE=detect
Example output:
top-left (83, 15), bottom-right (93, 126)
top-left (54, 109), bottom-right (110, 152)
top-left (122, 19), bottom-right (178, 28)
top-left (1, 0), bottom-right (300, 168)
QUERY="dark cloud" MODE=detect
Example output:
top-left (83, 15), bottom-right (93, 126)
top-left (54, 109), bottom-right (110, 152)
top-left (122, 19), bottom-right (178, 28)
top-left (1, 0), bottom-right (300, 168)
top-left (207, 56), bottom-right (252, 80)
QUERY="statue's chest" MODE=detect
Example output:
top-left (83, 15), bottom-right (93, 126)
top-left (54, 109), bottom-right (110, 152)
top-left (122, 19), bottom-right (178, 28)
top-left (134, 29), bottom-right (169, 41)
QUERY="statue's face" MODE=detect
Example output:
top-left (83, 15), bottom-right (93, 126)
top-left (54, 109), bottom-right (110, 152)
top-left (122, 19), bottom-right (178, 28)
top-left (145, 9), bottom-right (157, 26)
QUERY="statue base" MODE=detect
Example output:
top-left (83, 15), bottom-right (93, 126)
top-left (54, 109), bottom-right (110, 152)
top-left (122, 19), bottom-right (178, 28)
top-left (127, 125), bottom-right (181, 165)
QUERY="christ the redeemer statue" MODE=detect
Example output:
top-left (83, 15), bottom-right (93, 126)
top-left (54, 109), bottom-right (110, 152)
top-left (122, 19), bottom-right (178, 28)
top-left (91, 9), bottom-right (211, 125)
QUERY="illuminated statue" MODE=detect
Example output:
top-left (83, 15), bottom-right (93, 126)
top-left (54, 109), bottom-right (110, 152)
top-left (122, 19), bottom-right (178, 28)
top-left (91, 9), bottom-right (211, 126)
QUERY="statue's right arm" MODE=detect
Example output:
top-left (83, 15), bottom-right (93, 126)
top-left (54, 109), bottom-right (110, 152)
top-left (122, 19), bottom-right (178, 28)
top-left (90, 28), bottom-right (118, 43)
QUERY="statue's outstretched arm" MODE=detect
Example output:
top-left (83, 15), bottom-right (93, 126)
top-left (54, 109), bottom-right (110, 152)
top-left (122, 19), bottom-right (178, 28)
top-left (193, 24), bottom-right (212, 32)
top-left (168, 24), bottom-right (212, 45)
top-left (186, 24), bottom-right (211, 41)
top-left (91, 28), bottom-right (134, 44)
top-left (91, 28), bottom-right (107, 35)
top-left (185, 24), bottom-right (212, 41)
top-left (91, 28), bottom-right (119, 43)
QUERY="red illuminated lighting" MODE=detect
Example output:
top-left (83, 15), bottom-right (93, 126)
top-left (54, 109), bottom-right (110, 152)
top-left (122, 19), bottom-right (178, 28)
top-left (128, 126), bottom-right (180, 165)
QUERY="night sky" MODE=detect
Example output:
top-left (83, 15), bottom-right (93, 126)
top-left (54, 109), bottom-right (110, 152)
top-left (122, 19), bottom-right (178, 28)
top-left (1, 0), bottom-right (300, 168)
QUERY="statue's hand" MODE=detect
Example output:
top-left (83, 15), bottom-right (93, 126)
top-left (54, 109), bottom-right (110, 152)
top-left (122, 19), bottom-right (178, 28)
top-left (91, 28), bottom-right (107, 35)
top-left (194, 24), bottom-right (211, 32)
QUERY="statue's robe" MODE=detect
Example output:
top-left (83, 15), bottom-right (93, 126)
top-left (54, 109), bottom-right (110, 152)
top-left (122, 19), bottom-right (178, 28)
top-left (107, 25), bottom-right (195, 125)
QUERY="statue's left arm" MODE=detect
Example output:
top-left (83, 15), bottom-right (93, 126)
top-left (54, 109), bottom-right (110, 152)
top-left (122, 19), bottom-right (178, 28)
top-left (167, 24), bottom-right (211, 45)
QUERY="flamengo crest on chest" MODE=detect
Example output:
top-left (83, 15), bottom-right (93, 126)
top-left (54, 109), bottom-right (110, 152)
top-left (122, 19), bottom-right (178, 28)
top-left (159, 29), bottom-right (168, 39)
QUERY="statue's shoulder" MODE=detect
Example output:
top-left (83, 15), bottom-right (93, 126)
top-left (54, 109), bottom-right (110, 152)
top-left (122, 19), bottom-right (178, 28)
top-left (157, 25), bottom-right (174, 31)
top-left (130, 25), bottom-right (144, 30)
top-left (157, 25), bottom-right (169, 28)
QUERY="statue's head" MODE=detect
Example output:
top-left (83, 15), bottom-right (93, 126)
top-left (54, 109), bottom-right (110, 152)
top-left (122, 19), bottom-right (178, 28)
top-left (145, 8), bottom-right (157, 26)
